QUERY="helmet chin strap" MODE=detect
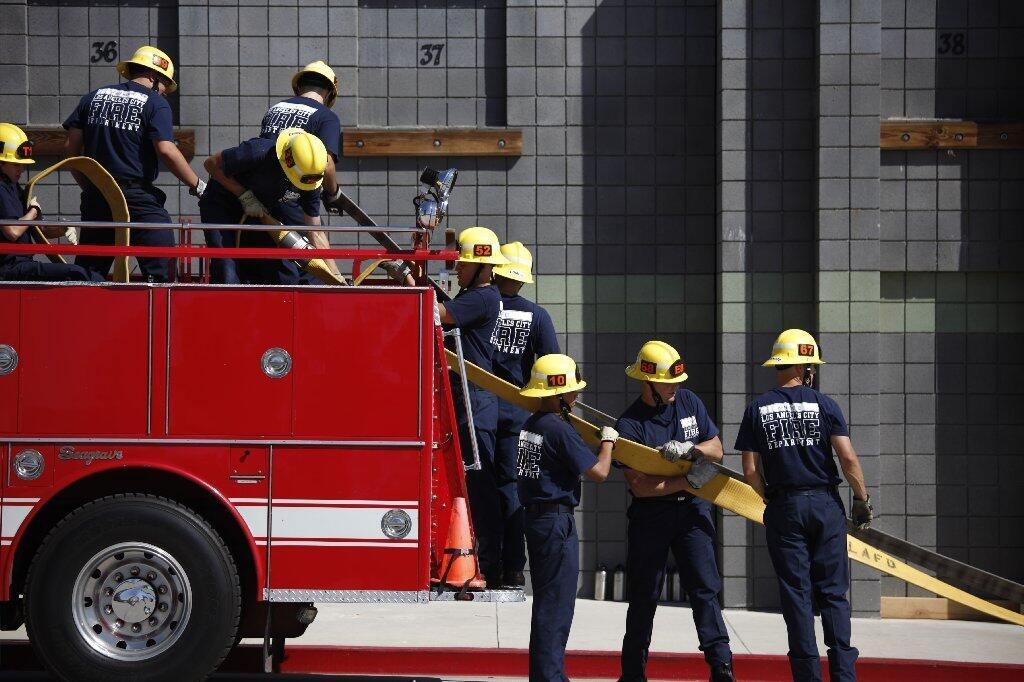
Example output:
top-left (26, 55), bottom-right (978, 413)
top-left (558, 396), bottom-right (571, 422)
top-left (647, 381), bottom-right (664, 407)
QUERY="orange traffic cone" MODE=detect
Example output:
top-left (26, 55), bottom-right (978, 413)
top-left (438, 497), bottom-right (486, 589)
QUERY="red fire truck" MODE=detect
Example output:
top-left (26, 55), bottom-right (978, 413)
top-left (0, 170), bottom-right (518, 680)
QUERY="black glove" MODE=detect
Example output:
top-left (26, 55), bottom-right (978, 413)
top-left (852, 496), bottom-right (873, 529)
top-left (322, 186), bottom-right (346, 214)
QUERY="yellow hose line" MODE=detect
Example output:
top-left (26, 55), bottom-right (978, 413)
top-left (25, 157), bottom-right (130, 280)
top-left (446, 350), bottom-right (1024, 627)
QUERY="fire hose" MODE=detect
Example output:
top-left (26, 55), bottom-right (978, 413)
top-left (445, 349), bottom-right (1024, 627)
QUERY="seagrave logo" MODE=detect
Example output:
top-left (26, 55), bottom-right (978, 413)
top-left (58, 446), bottom-right (124, 466)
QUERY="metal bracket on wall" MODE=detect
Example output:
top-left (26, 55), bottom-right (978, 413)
top-left (21, 126), bottom-right (196, 159)
top-left (343, 128), bottom-right (522, 157)
top-left (880, 120), bottom-right (1024, 150)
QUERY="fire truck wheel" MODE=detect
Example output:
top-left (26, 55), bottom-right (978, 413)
top-left (24, 493), bottom-right (241, 682)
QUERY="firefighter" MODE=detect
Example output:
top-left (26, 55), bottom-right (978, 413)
top-left (199, 128), bottom-right (333, 285)
top-left (736, 329), bottom-right (872, 682)
top-left (489, 242), bottom-right (560, 587)
top-left (432, 226), bottom-right (509, 585)
top-left (198, 60), bottom-right (346, 284)
top-left (63, 45), bottom-right (204, 282)
top-left (615, 341), bottom-right (734, 682)
top-left (517, 353), bottom-right (617, 682)
top-left (0, 123), bottom-right (100, 282)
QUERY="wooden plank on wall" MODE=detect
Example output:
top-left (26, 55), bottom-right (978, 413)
top-left (23, 126), bottom-right (196, 159)
top-left (880, 120), bottom-right (1024, 150)
top-left (881, 596), bottom-right (1021, 622)
top-left (342, 128), bottom-right (522, 157)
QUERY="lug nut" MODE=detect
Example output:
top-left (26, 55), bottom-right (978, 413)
top-left (113, 573), bottom-right (124, 583)
top-left (104, 605), bottom-right (113, 615)
top-left (146, 572), bottom-right (157, 581)
top-left (158, 603), bottom-right (169, 612)
top-left (114, 619), bottom-right (124, 629)
top-left (157, 585), bottom-right (168, 595)
top-left (105, 587), bottom-right (114, 596)
top-left (130, 567), bottom-right (140, 577)
top-left (131, 623), bottom-right (141, 633)
top-left (149, 617), bottom-right (158, 626)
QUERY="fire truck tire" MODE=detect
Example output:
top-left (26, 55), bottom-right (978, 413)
top-left (24, 494), bottom-right (241, 682)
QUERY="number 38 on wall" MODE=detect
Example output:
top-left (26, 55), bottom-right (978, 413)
top-left (90, 41), bottom-right (118, 64)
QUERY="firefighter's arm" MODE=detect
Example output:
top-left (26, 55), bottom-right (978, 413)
top-left (436, 303), bottom-right (455, 325)
top-left (204, 154), bottom-right (246, 197)
top-left (584, 427), bottom-right (617, 482)
top-left (155, 139), bottom-right (200, 191)
top-left (623, 468), bottom-right (695, 498)
top-left (742, 450), bottom-right (766, 501)
top-left (0, 204), bottom-right (42, 242)
top-left (696, 435), bottom-right (724, 464)
top-left (62, 128), bottom-right (89, 190)
top-left (303, 219), bottom-right (342, 277)
top-left (832, 435), bottom-right (869, 502)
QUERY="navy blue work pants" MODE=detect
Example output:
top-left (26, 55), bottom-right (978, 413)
top-left (495, 398), bottom-right (529, 574)
top-left (765, 489), bottom-right (858, 682)
top-left (0, 258), bottom-right (103, 282)
top-left (201, 225), bottom-right (240, 284)
top-left (454, 386), bottom-right (501, 582)
top-left (77, 186), bottom-right (175, 282)
top-left (620, 498), bottom-right (732, 680)
top-left (525, 509), bottom-right (578, 682)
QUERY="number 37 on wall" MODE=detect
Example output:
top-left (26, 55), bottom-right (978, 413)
top-left (419, 43), bottom-right (444, 66)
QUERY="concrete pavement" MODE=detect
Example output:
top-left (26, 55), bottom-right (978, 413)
top-left (264, 599), bottom-right (1024, 665)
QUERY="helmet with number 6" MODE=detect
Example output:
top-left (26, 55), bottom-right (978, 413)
top-left (625, 340), bottom-right (688, 384)
top-left (520, 354), bottom-right (587, 398)
top-left (762, 329), bottom-right (824, 367)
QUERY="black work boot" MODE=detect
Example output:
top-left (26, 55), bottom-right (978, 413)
top-left (502, 569), bottom-right (526, 587)
top-left (710, 662), bottom-right (735, 682)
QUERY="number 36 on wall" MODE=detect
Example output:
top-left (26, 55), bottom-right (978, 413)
top-left (90, 40), bottom-right (118, 64)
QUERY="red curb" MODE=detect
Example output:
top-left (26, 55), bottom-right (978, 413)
top-left (5, 641), bottom-right (1024, 681)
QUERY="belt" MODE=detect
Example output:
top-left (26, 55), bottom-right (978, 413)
top-left (632, 493), bottom-right (694, 504)
top-left (768, 485), bottom-right (837, 500)
top-left (525, 502), bottom-right (573, 515)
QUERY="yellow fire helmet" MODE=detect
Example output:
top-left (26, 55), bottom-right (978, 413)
top-left (276, 128), bottom-right (328, 191)
top-left (493, 241), bottom-right (534, 284)
top-left (762, 328), bottom-right (825, 367)
top-left (456, 227), bottom-right (510, 266)
top-left (117, 45), bottom-right (177, 93)
top-left (625, 340), bottom-right (688, 383)
top-left (292, 60), bottom-right (339, 108)
top-left (520, 354), bottom-right (587, 398)
top-left (0, 123), bottom-right (35, 165)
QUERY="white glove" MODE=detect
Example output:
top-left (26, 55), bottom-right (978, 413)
top-left (189, 178), bottom-right (207, 198)
top-left (28, 196), bottom-right (41, 214)
top-left (238, 189), bottom-right (269, 218)
top-left (685, 456), bottom-right (718, 489)
top-left (600, 426), bottom-right (618, 444)
top-left (65, 226), bottom-right (79, 245)
top-left (659, 440), bottom-right (697, 463)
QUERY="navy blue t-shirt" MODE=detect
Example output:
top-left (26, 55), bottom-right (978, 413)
top-left (615, 388), bottom-right (719, 500)
top-left (260, 96), bottom-right (341, 160)
top-left (489, 294), bottom-right (560, 387)
top-left (63, 81), bottom-right (174, 183)
top-left (200, 137), bottom-right (321, 226)
top-left (734, 385), bottom-right (848, 495)
top-left (445, 284), bottom-right (501, 371)
top-left (517, 411), bottom-right (598, 507)
top-left (0, 178), bottom-right (29, 268)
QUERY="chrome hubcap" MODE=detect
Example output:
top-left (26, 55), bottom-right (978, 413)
top-left (71, 542), bottom-right (191, 660)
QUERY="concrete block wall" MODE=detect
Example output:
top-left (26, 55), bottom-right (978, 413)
top-left (5, 0), bottom-right (1024, 610)
top-left (878, 0), bottom-right (1024, 594)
